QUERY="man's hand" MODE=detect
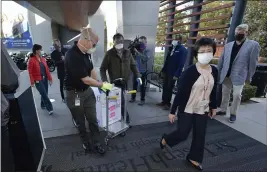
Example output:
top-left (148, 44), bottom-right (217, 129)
top-left (49, 80), bottom-right (53, 86)
top-left (61, 56), bottom-right (64, 60)
top-left (136, 78), bottom-right (142, 85)
top-left (208, 109), bottom-right (216, 119)
top-left (168, 114), bottom-right (176, 124)
top-left (101, 82), bottom-right (113, 92)
top-left (173, 76), bottom-right (178, 80)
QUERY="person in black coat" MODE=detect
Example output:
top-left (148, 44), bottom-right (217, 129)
top-left (160, 38), bottom-right (218, 171)
top-left (51, 39), bottom-right (68, 102)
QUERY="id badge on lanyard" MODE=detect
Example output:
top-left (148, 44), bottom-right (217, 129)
top-left (75, 92), bottom-right (80, 106)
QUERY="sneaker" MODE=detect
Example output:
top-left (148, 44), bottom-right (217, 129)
top-left (83, 142), bottom-right (92, 152)
top-left (129, 98), bottom-right (136, 103)
top-left (138, 100), bottom-right (145, 106)
top-left (48, 111), bottom-right (53, 115)
top-left (229, 114), bottom-right (236, 123)
top-left (217, 111), bottom-right (226, 116)
top-left (156, 102), bottom-right (165, 106)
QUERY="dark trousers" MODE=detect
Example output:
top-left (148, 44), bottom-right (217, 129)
top-left (162, 75), bottom-right (176, 106)
top-left (132, 73), bottom-right (147, 101)
top-left (59, 77), bottom-right (65, 100)
top-left (120, 87), bottom-right (130, 123)
top-left (164, 113), bottom-right (208, 163)
top-left (66, 88), bottom-right (100, 144)
top-left (35, 78), bottom-right (53, 111)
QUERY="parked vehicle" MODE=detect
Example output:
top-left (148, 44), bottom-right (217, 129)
top-left (10, 53), bottom-right (27, 70)
top-left (42, 53), bottom-right (55, 72)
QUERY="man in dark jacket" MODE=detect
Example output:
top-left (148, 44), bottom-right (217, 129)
top-left (100, 33), bottom-right (141, 124)
top-left (157, 35), bottom-right (188, 110)
top-left (130, 36), bottom-right (151, 106)
top-left (51, 39), bottom-right (68, 102)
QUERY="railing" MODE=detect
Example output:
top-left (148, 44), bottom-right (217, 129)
top-left (156, 0), bottom-right (235, 49)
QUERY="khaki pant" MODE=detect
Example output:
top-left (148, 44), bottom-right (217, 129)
top-left (66, 87), bottom-right (100, 144)
top-left (220, 77), bottom-right (244, 116)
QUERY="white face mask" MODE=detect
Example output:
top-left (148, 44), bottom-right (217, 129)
top-left (197, 52), bottom-right (213, 65)
top-left (40, 51), bottom-right (44, 55)
top-left (172, 40), bottom-right (178, 46)
top-left (115, 43), bottom-right (123, 50)
top-left (87, 47), bottom-right (96, 54)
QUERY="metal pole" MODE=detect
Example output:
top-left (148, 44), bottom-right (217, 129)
top-left (163, 1), bottom-right (176, 61)
top-left (227, 0), bottom-right (247, 43)
top-left (184, 0), bottom-right (203, 68)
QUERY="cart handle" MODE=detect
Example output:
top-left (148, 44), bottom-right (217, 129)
top-left (108, 96), bottom-right (118, 100)
top-left (127, 90), bottom-right (137, 94)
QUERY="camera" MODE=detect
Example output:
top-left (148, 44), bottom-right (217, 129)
top-left (128, 36), bottom-right (141, 56)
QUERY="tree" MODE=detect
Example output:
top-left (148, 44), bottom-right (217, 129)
top-left (244, 1), bottom-right (267, 57)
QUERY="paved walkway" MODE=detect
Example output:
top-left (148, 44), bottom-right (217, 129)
top-left (34, 71), bottom-right (267, 145)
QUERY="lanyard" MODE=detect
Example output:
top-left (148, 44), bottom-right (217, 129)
top-left (202, 74), bottom-right (210, 101)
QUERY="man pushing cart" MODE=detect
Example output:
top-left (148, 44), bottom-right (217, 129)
top-left (100, 33), bottom-right (142, 125)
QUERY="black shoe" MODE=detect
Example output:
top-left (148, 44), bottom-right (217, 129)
top-left (160, 135), bottom-right (166, 149)
top-left (156, 102), bottom-right (165, 106)
top-left (138, 100), bottom-right (145, 106)
top-left (162, 104), bottom-right (171, 110)
top-left (186, 156), bottom-right (203, 171)
top-left (217, 111), bottom-right (226, 116)
top-left (129, 98), bottom-right (135, 103)
top-left (93, 143), bottom-right (106, 155)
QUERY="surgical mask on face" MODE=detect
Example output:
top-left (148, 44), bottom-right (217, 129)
top-left (172, 40), bottom-right (178, 46)
top-left (40, 51), bottom-right (44, 55)
top-left (197, 52), bottom-right (213, 65)
top-left (87, 47), bottom-right (96, 54)
top-left (235, 34), bottom-right (245, 41)
top-left (115, 43), bottom-right (123, 50)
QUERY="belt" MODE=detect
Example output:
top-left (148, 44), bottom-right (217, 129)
top-left (67, 87), bottom-right (88, 92)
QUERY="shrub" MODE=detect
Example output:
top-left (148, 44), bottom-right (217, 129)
top-left (230, 84), bottom-right (257, 102)
top-left (154, 52), bottom-right (164, 73)
top-left (241, 84), bottom-right (257, 102)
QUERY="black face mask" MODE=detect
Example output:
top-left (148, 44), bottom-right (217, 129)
top-left (235, 34), bottom-right (245, 41)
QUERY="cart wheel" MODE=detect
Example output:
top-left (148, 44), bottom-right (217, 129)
top-left (119, 132), bottom-right (126, 137)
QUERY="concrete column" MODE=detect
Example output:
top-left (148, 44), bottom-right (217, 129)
top-left (88, 7), bottom-right (105, 80)
top-left (28, 10), bottom-right (53, 54)
top-left (116, 1), bottom-right (160, 88)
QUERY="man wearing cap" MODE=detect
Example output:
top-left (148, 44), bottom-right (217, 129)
top-left (100, 33), bottom-right (142, 124)
top-left (64, 27), bottom-right (112, 153)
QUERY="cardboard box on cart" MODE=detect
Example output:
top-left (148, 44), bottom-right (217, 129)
top-left (91, 87), bottom-right (122, 128)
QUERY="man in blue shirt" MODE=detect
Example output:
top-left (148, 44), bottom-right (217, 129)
top-left (130, 36), bottom-right (151, 105)
top-left (157, 35), bottom-right (188, 110)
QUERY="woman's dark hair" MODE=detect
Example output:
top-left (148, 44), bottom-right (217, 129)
top-left (193, 37), bottom-right (216, 58)
top-left (113, 33), bottom-right (124, 41)
top-left (32, 44), bottom-right (42, 54)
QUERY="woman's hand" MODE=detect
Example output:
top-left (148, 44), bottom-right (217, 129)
top-left (49, 80), bottom-right (53, 86)
top-left (168, 114), bottom-right (176, 124)
top-left (208, 109), bottom-right (216, 119)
